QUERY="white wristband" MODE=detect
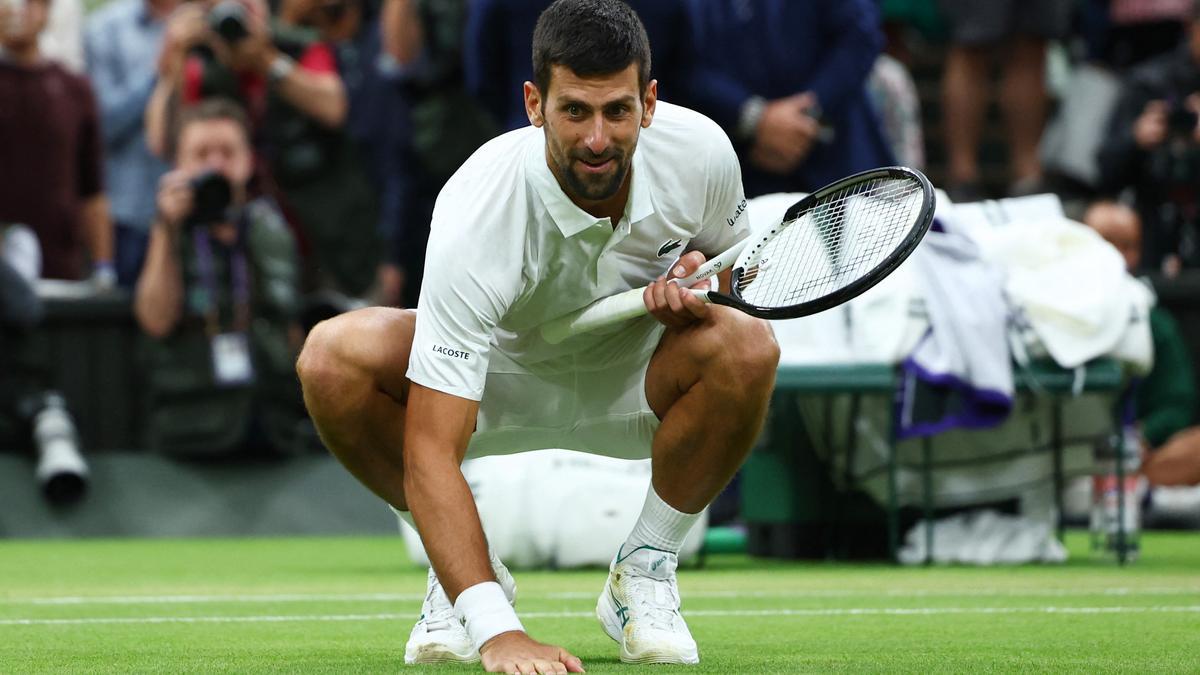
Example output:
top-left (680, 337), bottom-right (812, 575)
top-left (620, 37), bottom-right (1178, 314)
top-left (453, 581), bottom-right (523, 650)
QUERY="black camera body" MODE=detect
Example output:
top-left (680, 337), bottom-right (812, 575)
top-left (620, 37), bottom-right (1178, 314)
top-left (209, 0), bottom-right (250, 44)
top-left (185, 170), bottom-right (234, 229)
top-left (1166, 104), bottom-right (1199, 139)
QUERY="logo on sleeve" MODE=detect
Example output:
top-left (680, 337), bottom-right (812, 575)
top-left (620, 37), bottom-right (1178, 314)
top-left (656, 238), bottom-right (683, 258)
top-left (432, 345), bottom-right (472, 361)
top-left (726, 198), bottom-right (747, 227)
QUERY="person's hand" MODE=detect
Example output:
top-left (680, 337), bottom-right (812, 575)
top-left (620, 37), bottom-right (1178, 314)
top-left (228, 0), bottom-right (275, 74)
top-left (155, 170), bottom-right (195, 231)
top-left (749, 92), bottom-right (821, 175)
top-left (644, 250), bottom-right (713, 329)
top-left (1133, 100), bottom-right (1169, 150)
top-left (479, 631), bottom-right (585, 675)
top-left (158, 3), bottom-right (209, 78)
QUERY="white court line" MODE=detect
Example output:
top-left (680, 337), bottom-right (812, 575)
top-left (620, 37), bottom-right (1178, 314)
top-left (3, 606), bottom-right (1200, 626)
top-left (9, 586), bottom-right (1199, 606)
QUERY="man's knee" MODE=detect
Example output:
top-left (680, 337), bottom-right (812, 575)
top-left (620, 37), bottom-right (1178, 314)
top-left (695, 311), bottom-right (779, 389)
top-left (296, 307), bottom-right (416, 398)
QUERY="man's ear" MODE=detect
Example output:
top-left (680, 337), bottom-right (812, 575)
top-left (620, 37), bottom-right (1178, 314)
top-left (641, 79), bottom-right (658, 128)
top-left (524, 82), bottom-right (544, 127)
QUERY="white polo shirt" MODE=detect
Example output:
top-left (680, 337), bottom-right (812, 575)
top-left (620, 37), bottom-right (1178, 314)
top-left (407, 101), bottom-right (749, 401)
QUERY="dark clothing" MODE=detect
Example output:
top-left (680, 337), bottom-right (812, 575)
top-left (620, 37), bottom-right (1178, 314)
top-left (464, 0), bottom-right (694, 131)
top-left (687, 0), bottom-right (895, 196)
top-left (0, 60), bottom-right (104, 280)
top-left (937, 0), bottom-right (1073, 45)
top-left (387, 0), bottom-right (497, 304)
top-left (1139, 305), bottom-right (1197, 447)
top-left (1097, 45), bottom-right (1200, 271)
top-left (334, 16), bottom-right (409, 267)
top-left (141, 198), bottom-right (306, 456)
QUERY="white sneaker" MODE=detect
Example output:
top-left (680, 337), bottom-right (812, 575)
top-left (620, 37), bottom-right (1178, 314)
top-left (596, 545), bottom-right (699, 665)
top-left (404, 556), bottom-right (517, 664)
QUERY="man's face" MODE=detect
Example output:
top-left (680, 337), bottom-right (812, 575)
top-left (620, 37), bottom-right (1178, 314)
top-left (527, 64), bottom-right (656, 206)
top-left (1, 0), bottom-right (50, 51)
top-left (176, 118), bottom-right (254, 188)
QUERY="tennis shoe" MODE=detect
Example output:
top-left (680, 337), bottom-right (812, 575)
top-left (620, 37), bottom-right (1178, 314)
top-left (404, 556), bottom-right (517, 664)
top-left (596, 545), bottom-right (699, 664)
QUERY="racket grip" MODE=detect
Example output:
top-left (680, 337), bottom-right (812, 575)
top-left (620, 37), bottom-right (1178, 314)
top-left (541, 288), bottom-right (709, 344)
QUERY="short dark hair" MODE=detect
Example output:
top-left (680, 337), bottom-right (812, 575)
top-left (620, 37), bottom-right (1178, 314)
top-left (174, 98), bottom-right (252, 152)
top-left (532, 0), bottom-right (651, 96)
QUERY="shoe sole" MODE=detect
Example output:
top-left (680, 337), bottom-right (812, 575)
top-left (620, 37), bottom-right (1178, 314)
top-left (595, 575), bottom-right (699, 665)
top-left (404, 644), bottom-right (481, 665)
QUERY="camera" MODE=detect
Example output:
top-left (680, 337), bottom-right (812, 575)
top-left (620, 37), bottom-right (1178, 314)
top-left (1166, 104), bottom-right (1199, 139)
top-left (209, 0), bottom-right (249, 44)
top-left (185, 170), bottom-right (234, 228)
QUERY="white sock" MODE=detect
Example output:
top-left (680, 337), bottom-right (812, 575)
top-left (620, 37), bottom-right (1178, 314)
top-left (622, 486), bottom-right (702, 555)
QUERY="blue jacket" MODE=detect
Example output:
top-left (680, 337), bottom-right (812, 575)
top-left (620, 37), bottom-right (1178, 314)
top-left (464, 0), bottom-right (694, 131)
top-left (688, 0), bottom-right (895, 195)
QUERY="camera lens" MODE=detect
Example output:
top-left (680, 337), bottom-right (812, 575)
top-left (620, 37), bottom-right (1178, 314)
top-left (209, 0), bottom-right (249, 44)
top-left (187, 170), bottom-right (234, 228)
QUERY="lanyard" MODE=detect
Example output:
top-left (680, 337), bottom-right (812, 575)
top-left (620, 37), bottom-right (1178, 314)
top-left (192, 228), bottom-right (251, 337)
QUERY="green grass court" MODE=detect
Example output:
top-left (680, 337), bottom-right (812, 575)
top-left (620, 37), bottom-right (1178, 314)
top-left (2, 532), bottom-right (1198, 673)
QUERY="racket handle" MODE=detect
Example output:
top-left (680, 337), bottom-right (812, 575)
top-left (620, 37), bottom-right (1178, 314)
top-left (541, 288), bottom-right (710, 344)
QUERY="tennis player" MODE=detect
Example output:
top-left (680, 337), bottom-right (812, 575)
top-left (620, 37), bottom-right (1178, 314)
top-left (296, 0), bottom-right (779, 671)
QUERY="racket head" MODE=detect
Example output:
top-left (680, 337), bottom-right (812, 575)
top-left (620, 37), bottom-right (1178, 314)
top-left (714, 166), bottom-right (934, 319)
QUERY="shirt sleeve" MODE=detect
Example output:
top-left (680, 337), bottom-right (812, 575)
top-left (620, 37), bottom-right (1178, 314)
top-left (76, 76), bottom-right (105, 199)
top-left (689, 123), bottom-right (749, 257)
top-left (298, 43), bottom-right (337, 74)
top-left (406, 187), bottom-right (525, 401)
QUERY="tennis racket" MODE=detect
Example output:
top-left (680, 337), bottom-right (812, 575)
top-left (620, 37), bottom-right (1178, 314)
top-left (540, 166), bottom-right (935, 344)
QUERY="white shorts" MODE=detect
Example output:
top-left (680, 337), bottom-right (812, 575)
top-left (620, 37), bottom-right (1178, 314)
top-left (467, 318), bottom-right (665, 461)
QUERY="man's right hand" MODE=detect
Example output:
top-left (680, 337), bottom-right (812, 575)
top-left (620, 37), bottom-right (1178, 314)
top-left (158, 4), bottom-right (209, 78)
top-left (750, 92), bottom-right (821, 175)
top-left (155, 170), bottom-right (195, 231)
top-left (1133, 100), bottom-right (1169, 150)
top-left (479, 631), bottom-right (585, 675)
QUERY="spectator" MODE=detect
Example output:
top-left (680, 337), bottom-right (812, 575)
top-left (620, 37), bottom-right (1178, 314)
top-left (0, 0), bottom-right (114, 283)
top-left (134, 99), bottom-right (311, 456)
top-left (1084, 201), bottom-right (1200, 487)
top-left (1098, 6), bottom-right (1200, 276)
top-left (85, 0), bottom-right (177, 288)
top-left (279, 0), bottom-right (402, 303)
top-left (379, 0), bottom-right (495, 306)
top-left (938, 0), bottom-right (1073, 201)
top-left (687, 0), bottom-right (895, 197)
top-left (464, 0), bottom-right (694, 131)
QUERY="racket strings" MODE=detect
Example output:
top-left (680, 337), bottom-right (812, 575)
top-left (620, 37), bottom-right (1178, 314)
top-left (736, 177), bottom-right (924, 309)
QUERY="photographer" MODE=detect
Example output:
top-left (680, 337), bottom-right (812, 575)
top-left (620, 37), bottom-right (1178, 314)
top-left (144, 0), bottom-right (346, 159)
top-left (1098, 6), bottom-right (1200, 275)
top-left (135, 99), bottom-right (311, 456)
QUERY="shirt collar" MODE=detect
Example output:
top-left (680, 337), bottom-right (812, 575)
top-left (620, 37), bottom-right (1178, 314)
top-left (526, 129), bottom-right (656, 238)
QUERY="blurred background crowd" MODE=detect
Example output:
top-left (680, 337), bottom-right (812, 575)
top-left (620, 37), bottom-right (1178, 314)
top-left (2, 0), bottom-right (1200, 531)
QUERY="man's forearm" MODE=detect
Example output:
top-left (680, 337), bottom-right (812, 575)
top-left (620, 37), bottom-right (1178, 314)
top-left (134, 223), bottom-right (184, 337)
top-left (404, 451), bottom-right (494, 600)
top-left (272, 60), bottom-right (348, 129)
top-left (81, 195), bottom-right (114, 267)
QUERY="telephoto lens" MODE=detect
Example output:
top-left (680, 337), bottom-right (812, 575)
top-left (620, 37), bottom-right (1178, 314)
top-left (31, 393), bottom-right (89, 506)
top-left (186, 170), bottom-right (234, 228)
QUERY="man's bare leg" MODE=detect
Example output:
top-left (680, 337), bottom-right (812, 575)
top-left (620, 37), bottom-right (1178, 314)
top-left (296, 307), bottom-right (416, 509)
top-left (645, 307), bottom-right (780, 513)
top-left (1000, 36), bottom-right (1048, 188)
top-left (942, 44), bottom-right (990, 191)
top-left (596, 308), bottom-right (778, 665)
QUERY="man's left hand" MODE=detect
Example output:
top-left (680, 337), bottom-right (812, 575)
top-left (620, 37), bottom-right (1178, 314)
top-left (644, 250), bottom-right (711, 329)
